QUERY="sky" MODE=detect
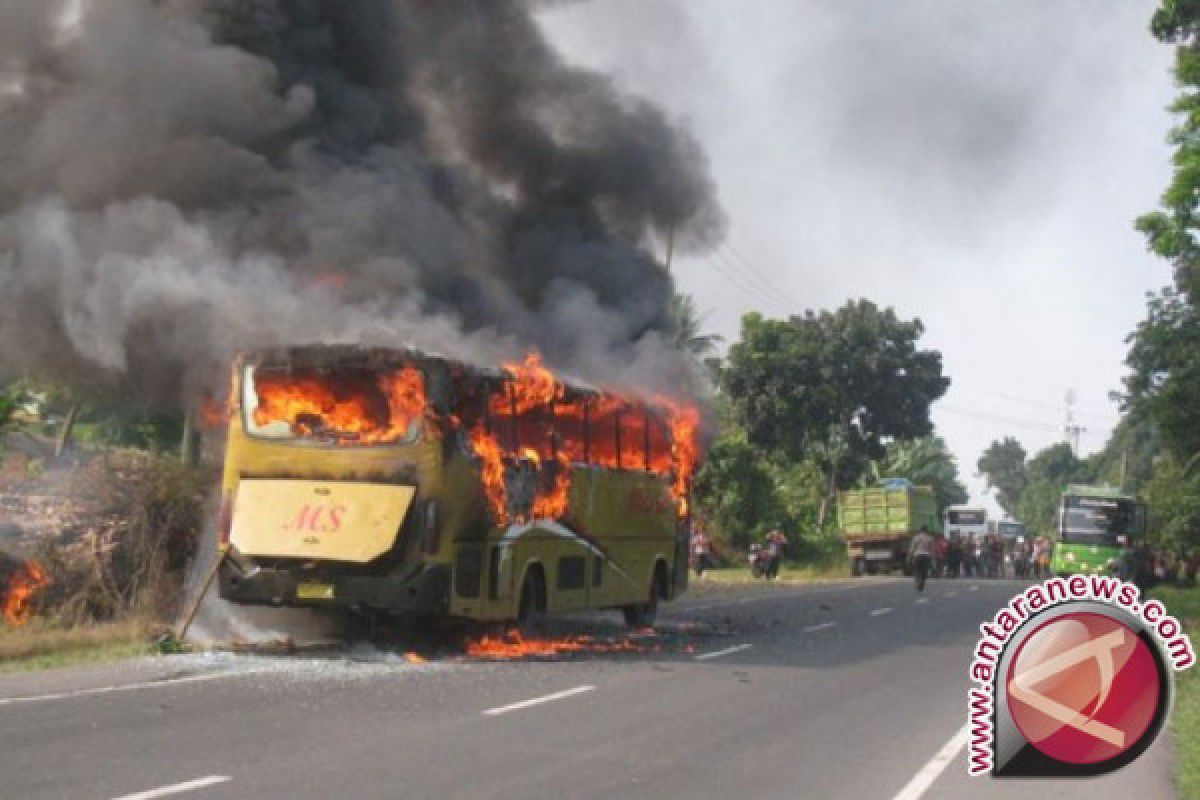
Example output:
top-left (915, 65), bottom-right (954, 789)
top-left (539, 0), bottom-right (1178, 515)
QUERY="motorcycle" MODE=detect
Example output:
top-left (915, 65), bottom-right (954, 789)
top-left (748, 544), bottom-right (773, 579)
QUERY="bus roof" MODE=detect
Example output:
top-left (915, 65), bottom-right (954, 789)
top-left (1063, 484), bottom-right (1138, 502)
top-left (237, 344), bottom-right (664, 412)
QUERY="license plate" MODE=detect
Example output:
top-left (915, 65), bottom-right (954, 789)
top-left (296, 583), bottom-right (335, 600)
top-left (866, 550), bottom-right (893, 561)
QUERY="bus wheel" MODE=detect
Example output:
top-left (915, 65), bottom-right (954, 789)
top-left (623, 569), bottom-right (663, 628)
top-left (516, 568), bottom-right (545, 634)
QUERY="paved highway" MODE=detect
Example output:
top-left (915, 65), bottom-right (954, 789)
top-left (0, 579), bottom-right (1175, 799)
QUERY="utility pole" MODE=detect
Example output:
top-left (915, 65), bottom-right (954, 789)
top-left (664, 226), bottom-right (675, 273)
top-left (1063, 389), bottom-right (1086, 456)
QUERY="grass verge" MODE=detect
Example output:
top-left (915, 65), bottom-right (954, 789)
top-left (1150, 587), bottom-right (1200, 799)
top-left (0, 618), bottom-right (156, 673)
top-left (693, 563), bottom-right (851, 586)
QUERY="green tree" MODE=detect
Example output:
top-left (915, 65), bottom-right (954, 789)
top-left (1122, 288), bottom-right (1200, 461)
top-left (1015, 443), bottom-right (1097, 535)
top-left (670, 293), bottom-right (724, 359)
top-left (977, 437), bottom-right (1028, 516)
top-left (870, 436), bottom-right (968, 513)
top-left (692, 429), bottom-right (788, 551)
top-left (1138, 1), bottom-right (1200, 301)
top-left (721, 300), bottom-right (949, 524)
top-left (1143, 454), bottom-right (1200, 554)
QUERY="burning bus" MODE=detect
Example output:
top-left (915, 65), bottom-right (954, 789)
top-left (215, 346), bottom-right (699, 629)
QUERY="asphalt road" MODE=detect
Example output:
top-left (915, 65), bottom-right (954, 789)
top-left (0, 578), bottom-right (1177, 800)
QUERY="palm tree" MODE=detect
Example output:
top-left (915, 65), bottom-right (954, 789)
top-left (671, 293), bottom-right (723, 358)
top-left (867, 435), bottom-right (969, 511)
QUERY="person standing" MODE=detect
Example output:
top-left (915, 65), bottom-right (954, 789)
top-left (690, 527), bottom-right (713, 578)
top-left (764, 529), bottom-right (788, 579)
top-left (946, 534), bottom-right (962, 578)
top-left (934, 533), bottom-right (949, 578)
top-left (909, 526), bottom-right (935, 592)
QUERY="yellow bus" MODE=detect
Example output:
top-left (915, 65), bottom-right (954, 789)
top-left (215, 346), bottom-right (697, 629)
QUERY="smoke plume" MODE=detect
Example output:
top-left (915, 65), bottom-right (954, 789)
top-left (0, 0), bottom-right (723, 405)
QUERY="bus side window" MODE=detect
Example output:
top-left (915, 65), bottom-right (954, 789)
top-left (621, 409), bottom-right (648, 471)
top-left (589, 397), bottom-right (622, 469)
top-left (646, 410), bottom-right (671, 475)
top-left (554, 398), bottom-right (587, 464)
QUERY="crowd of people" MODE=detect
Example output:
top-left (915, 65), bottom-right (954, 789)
top-left (925, 532), bottom-right (1054, 579)
top-left (689, 521), bottom-right (1199, 587)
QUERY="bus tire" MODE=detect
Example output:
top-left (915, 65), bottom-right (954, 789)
top-left (623, 565), bottom-right (665, 628)
top-left (516, 566), bottom-right (545, 633)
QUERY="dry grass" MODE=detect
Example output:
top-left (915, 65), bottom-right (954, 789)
top-left (0, 616), bottom-right (156, 671)
top-left (692, 563), bottom-right (852, 586)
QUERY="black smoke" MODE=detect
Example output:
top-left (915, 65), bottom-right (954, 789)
top-left (0, 0), bottom-right (723, 404)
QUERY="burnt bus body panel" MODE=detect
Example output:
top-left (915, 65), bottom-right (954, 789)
top-left (219, 560), bottom-right (451, 615)
top-left (217, 346), bottom-right (689, 622)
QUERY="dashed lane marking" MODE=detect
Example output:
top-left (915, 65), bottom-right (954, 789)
top-left (482, 685), bottom-right (596, 716)
top-left (694, 643), bottom-right (754, 661)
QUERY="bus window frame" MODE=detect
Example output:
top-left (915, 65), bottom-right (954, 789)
top-left (239, 363), bottom-right (427, 449)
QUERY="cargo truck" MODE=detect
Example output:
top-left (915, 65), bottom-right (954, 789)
top-left (837, 482), bottom-right (941, 576)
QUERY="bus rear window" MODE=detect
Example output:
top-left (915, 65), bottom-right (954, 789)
top-left (948, 510), bottom-right (985, 525)
top-left (243, 364), bottom-right (426, 445)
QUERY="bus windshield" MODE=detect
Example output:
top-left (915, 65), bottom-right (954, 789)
top-left (948, 510), bottom-right (985, 525)
top-left (242, 363), bottom-right (426, 445)
top-left (1060, 496), bottom-right (1145, 545)
top-left (998, 522), bottom-right (1026, 538)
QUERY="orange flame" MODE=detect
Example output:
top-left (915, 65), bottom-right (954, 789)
top-left (252, 365), bottom-right (426, 444)
top-left (3, 559), bottom-right (48, 627)
top-left (465, 352), bottom-right (700, 525)
top-left (658, 398), bottom-right (701, 517)
top-left (465, 629), bottom-right (651, 659)
top-left (198, 397), bottom-right (228, 430)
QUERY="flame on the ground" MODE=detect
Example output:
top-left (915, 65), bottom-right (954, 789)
top-left (252, 365), bottom-right (426, 444)
top-left (465, 629), bottom-right (655, 659)
top-left (3, 559), bottom-right (48, 627)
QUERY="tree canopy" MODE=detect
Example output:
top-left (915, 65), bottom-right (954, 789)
top-left (721, 300), bottom-right (949, 467)
top-left (977, 437), bottom-right (1027, 516)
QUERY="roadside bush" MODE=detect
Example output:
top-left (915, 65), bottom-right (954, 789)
top-left (25, 453), bottom-right (211, 626)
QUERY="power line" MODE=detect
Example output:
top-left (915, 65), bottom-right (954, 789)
top-left (721, 242), bottom-right (797, 305)
top-left (953, 385), bottom-right (1118, 423)
top-left (936, 404), bottom-right (1061, 434)
top-left (701, 255), bottom-right (790, 316)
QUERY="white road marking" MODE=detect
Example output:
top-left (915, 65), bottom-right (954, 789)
top-left (891, 723), bottom-right (968, 800)
top-left (803, 622), bottom-right (837, 633)
top-left (945, 591), bottom-right (959, 598)
top-left (969, 585), bottom-right (980, 591)
top-left (869, 607), bottom-right (893, 616)
top-left (482, 685), bottom-right (595, 716)
top-left (0, 669), bottom-right (271, 708)
top-left (110, 775), bottom-right (231, 800)
top-left (694, 643), bottom-right (753, 661)
top-left (915, 598), bottom-right (929, 605)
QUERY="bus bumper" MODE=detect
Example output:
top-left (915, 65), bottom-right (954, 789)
top-left (218, 560), bottom-right (452, 616)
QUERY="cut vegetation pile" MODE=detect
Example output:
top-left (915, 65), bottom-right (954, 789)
top-left (0, 447), bottom-right (211, 662)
